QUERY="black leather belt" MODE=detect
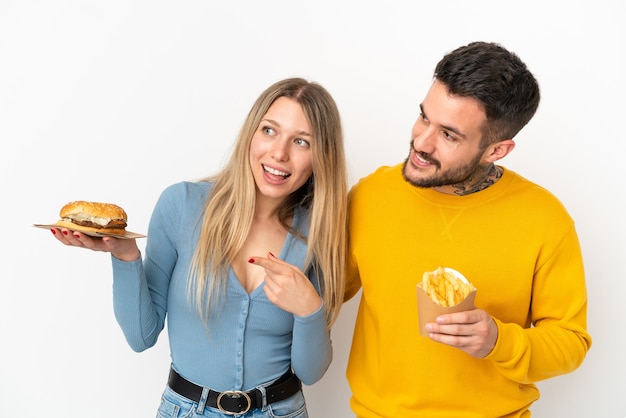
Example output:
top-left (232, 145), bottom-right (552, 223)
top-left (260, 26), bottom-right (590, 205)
top-left (167, 367), bottom-right (301, 415)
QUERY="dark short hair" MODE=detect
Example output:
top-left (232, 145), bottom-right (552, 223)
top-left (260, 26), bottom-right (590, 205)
top-left (434, 41), bottom-right (540, 143)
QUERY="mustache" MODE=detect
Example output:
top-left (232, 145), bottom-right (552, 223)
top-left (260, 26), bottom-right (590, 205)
top-left (409, 140), bottom-right (440, 168)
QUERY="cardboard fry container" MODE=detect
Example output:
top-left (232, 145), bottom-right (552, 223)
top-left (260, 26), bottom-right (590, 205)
top-left (416, 283), bottom-right (476, 336)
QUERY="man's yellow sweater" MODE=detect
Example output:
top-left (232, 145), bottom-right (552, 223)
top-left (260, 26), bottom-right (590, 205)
top-left (345, 164), bottom-right (591, 418)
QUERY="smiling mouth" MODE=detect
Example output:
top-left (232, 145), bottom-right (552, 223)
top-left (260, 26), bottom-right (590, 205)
top-left (263, 164), bottom-right (290, 178)
top-left (413, 150), bottom-right (439, 168)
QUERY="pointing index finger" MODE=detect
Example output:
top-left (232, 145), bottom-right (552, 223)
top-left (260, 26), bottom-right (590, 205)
top-left (248, 252), bottom-right (286, 273)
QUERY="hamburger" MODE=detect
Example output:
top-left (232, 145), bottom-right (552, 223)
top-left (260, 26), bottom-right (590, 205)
top-left (56, 201), bottom-right (128, 235)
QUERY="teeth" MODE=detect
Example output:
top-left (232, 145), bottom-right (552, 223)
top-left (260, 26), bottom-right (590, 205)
top-left (416, 154), bottom-right (428, 163)
top-left (263, 165), bottom-right (289, 177)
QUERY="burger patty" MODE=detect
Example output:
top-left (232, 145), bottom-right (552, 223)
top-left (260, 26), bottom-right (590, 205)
top-left (70, 219), bottom-right (128, 229)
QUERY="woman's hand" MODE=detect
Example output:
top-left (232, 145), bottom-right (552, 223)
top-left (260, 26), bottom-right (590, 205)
top-left (248, 252), bottom-right (322, 317)
top-left (50, 228), bottom-right (141, 262)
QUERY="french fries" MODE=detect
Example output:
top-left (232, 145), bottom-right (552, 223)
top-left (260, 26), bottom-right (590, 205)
top-left (421, 266), bottom-right (475, 307)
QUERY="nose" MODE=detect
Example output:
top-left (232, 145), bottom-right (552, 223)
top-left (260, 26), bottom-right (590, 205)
top-left (271, 137), bottom-right (289, 161)
top-left (411, 122), bottom-right (437, 154)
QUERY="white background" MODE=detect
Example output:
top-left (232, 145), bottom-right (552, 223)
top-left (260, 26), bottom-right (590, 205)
top-left (1, 1), bottom-right (624, 417)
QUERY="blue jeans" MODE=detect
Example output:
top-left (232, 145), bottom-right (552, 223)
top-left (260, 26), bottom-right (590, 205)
top-left (156, 385), bottom-right (308, 418)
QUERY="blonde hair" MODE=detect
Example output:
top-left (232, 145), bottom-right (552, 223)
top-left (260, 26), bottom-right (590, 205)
top-left (188, 78), bottom-right (347, 328)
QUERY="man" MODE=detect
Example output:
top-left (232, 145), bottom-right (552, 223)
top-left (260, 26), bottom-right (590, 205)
top-left (344, 41), bottom-right (592, 417)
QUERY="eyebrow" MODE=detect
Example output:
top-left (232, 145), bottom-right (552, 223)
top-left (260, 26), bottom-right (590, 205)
top-left (420, 104), bottom-right (467, 139)
top-left (262, 118), bottom-right (311, 137)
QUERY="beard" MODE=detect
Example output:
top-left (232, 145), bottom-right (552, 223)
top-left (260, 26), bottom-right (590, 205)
top-left (401, 147), bottom-right (485, 189)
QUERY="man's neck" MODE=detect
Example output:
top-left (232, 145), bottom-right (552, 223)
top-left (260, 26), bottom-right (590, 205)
top-left (435, 164), bottom-right (503, 196)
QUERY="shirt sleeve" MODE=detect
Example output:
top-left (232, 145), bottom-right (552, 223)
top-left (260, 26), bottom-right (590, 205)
top-left (111, 184), bottom-right (181, 352)
top-left (291, 300), bottom-right (332, 385)
top-left (485, 226), bottom-right (592, 383)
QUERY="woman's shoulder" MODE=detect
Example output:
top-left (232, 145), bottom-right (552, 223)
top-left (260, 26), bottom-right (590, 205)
top-left (157, 180), bottom-right (213, 210)
top-left (162, 180), bottom-right (212, 196)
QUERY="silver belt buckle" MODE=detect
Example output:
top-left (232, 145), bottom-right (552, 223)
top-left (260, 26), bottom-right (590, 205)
top-left (217, 390), bottom-right (252, 415)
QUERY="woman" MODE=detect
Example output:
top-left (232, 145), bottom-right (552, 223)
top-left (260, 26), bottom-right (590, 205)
top-left (51, 77), bottom-right (348, 417)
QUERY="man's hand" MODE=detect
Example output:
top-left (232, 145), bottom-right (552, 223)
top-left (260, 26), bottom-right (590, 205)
top-left (425, 308), bottom-right (498, 358)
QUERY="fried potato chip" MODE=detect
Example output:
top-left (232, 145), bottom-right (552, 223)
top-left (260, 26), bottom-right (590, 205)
top-left (421, 266), bottom-right (475, 307)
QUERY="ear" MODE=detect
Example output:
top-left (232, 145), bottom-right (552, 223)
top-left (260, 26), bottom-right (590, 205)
top-left (483, 139), bottom-right (515, 163)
